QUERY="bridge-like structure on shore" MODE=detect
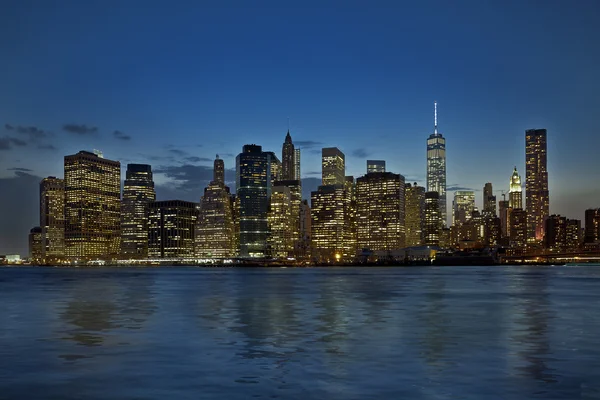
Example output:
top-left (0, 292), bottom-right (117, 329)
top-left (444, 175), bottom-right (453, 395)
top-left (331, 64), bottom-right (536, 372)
top-left (500, 251), bottom-right (600, 264)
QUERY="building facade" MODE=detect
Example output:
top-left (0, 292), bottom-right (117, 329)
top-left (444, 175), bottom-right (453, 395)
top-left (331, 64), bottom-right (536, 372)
top-left (509, 167), bottom-right (523, 209)
top-left (366, 160), bottom-right (386, 173)
top-left (236, 144), bottom-right (272, 257)
top-left (405, 183), bottom-right (425, 247)
top-left (483, 183), bottom-right (496, 216)
top-left (148, 200), bottom-right (197, 258)
top-left (424, 191), bottom-right (441, 246)
top-left (525, 129), bottom-right (549, 242)
top-left (322, 147), bottom-right (345, 186)
top-left (64, 151), bottom-right (121, 259)
top-left (356, 172), bottom-right (405, 252)
top-left (40, 176), bottom-right (65, 260)
top-left (268, 185), bottom-right (294, 258)
top-left (584, 209), bottom-right (600, 243)
top-left (509, 209), bottom-right (527, 251)
top-left (426, 102), bottom-right (447, 226)
top-left (452, 191), bottom-right (475, 226)
top-left (121, 164), bottom-right (156, 258)
top-left (29, 227), bottom-right (43, 262)
top-left (196, 156), bottom-right (235, 258)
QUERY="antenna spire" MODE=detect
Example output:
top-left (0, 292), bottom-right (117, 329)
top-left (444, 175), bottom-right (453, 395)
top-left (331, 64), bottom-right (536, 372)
top-left (434, 101), bottom-right (438, 135)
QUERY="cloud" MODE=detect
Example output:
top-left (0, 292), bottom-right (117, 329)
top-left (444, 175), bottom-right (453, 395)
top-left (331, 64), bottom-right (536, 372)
top-left (447, 185), bottom-right (478, 191)
top-left (63, 124), bottom-right (98, 135)
top-left (154, 164), bottom-right (236, 200)
top-left (0, 136), bottom-right (27, 150)
top-left (168, 149), bottom-right (188, 156)
top-left (7, 167), bottom-right (33, 172)
top-left (304, 171), bottom-right (321, 176)
top-left (113, 130), bottom-right (131, 141)
top-left (185, 156), bottom-right (213, 163)
top-left (295, 140), bottom-right (323, 149)
top-left (38, 144), bottom-right (57, 151)
top-left (7, 124), bottom-right (47, 140)
top-left (352, 148), bottom-right (369, 158)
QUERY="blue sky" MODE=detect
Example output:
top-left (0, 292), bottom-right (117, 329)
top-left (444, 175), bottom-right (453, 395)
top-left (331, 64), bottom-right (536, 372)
top-left (1, 0), bottom-right (600, 255)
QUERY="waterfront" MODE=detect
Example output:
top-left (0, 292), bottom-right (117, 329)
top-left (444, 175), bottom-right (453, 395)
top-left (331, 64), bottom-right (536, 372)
top-left (1, 266), bottom-right (599, 399)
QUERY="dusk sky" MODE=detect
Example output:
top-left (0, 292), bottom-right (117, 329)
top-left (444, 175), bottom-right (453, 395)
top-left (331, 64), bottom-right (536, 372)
top-left (1, 0), bottom-right (600, 255)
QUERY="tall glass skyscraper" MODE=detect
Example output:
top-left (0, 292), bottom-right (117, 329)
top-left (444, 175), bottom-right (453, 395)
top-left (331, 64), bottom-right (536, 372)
top-left (322, 147), bottom-right (345, 186)
top-left (121, 164), bottom-right (155, 258)
top-left (40, 176), bottom-right (65, 261)
top-left (426, 102), bottom-right (447, 226)
top-left (64, 151), bottom-right (121, 259)
top-left (525, 129), bottom-right (549, 242)
top-left (236, 144), bottom-right (272, 257)
top-left (282, 131), bottom-right (295, 180)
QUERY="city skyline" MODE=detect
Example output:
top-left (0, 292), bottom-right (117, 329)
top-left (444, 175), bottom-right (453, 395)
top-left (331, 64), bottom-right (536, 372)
top-left (2, 1), bottom-right (600, 255)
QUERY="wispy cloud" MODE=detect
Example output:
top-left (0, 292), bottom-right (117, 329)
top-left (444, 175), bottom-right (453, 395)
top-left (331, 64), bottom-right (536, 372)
top-left (295, 140), bottom-right (323, 149)
top-left (0, 137), bottom-right (27, 150)
top-left (351, 148), bottom-right (369, 158)
top-left (113, 130), bottom-right (131, 141)
top-left (7, 167), bottom-right (33, 172)
top-left (63, 124), bottom-right (98, 135)
top-left (447, 185), bottom-right (478, 191)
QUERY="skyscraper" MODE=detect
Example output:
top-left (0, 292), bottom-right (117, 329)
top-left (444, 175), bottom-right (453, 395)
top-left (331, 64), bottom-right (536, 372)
top-left (509, 167), bottom-right (523, 210)
top-left (29, 227), bottom-right (43, 262)
top-left (584, 209), bottom-right (600, 243)
top-left (405, 182), bottom-right (425, 247)
top-left (64, 151), bottom-right (121, 259)
top-left (282, 131), bottom-right (295, 180)
top-left (525, 129), bottom-right (549, 242)
top-left (452, 191), bottom-right (475, 226)
top-left (366, 160), bottom-right (386, 173)
top-left (322, 147), bottom-right (345, 186)
top-left (40, 176), bottom-right (65, 261)
top-left (483, 183), bottom-right (496, 216)
top-left (499, 199), bottom-right (510, 238)
top-left (299, 199), bottom-right (311, 258)
top-left (268, 185), bottom-right (294, 258)
top-left (424, 191), bottom-right (441, 246)
top-left (356, 171), bottom-right (405, 251)
top-left (121, 164), bottom-right (155, 258)
top-left (426, 101), bottom-right (447, 226)
top-left (148, 200), bottom-right (197, 258)
top-left (236, 144), bottom-right (272, 257)
top-left (196, 156), bottom-right (235, 258)
top-left (294, 148), bottom-right (301, 181)
top-left (509, 209), bottom-right (527, 251)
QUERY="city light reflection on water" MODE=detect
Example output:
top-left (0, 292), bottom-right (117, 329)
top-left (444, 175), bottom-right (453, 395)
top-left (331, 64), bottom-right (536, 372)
top-left (1, 266), bottom-right (599, 399)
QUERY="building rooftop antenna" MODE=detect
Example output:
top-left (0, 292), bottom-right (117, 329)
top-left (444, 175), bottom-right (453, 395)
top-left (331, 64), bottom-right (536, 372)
top-left (434, 101), bottom-right (438, 135)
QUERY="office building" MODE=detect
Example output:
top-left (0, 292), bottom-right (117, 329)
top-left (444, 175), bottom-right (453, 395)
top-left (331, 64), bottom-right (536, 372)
top-left (405, 183), bottom-right (425, 247)
top-left (268, 185), bottom-right (294, 258)
top-left (424, 191), bottom-right (441, 245)
top-left (356, 171), bottom-right (405, 252)
top-left (483, 183), bottom-right (496, 216)
top-left (64, 151), bottom-right (121, 259)
top-left (509, 167), bottom-right (523, 209)
top-left (121, 164), bottom-right (155, 258)
top-left (452, 191), bottom-right (475, 226)
top-left (426, 101), bottom-right (447, 226)
top-left (294, 148), bottom-right (301, 182)
top-left (282, 131), bottom-right (295, 181)
top-left (584, 209), bottom-right (600, 243)
top-left (274, 179), bottom-right (302, 257)
top-left (499, 199), bottom-right (509, 238)
top-left (322, 147), bottom-right (345, 186)
top-left (148, 200), bottom-right (197, 258)
top-left (299, 199), bottom-right (311, 258)
top-left (366, 160), bottom-right (386, 173)
top-left (509, 209), bottom-right (527, 250)
top-left (311, 184), bottom-right (346, 262)
top-left (343, 176), bottom-right (357, 259)
top-left (236, 144), bottom-right (273, 257)
top-left (525, 129), bottom-right (549, 242)
top-left (265, 151), bottom-right (282, 186)
top-left (29, 227), bottom-right (43, 262)
top-left (40, 176), bottom-right (65, 260)
top-left (545, 215), bottom-right (566, 252)
top-left (196, 156), bottom-right (235, 258)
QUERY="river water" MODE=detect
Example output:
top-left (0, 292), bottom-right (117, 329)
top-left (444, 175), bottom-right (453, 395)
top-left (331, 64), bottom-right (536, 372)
top-left (1, 266), bottom-right (599, 399)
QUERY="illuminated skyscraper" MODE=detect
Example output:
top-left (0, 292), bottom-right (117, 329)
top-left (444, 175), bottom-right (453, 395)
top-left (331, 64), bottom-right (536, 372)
top-left (282, 131), bottom-right (295, 180)
top-left (275, 179), bottom-right (302, 257)
top-left (299, 199), bottom-right (311, 258)
top-left (509, 209), bottom-right (527, 250)
top-left (344, 176), bottom-right (357, 259)
top-left (525, 129), bottom-right (549, 242)
top-left (64, 151), bottom-right (121, 259)
top-left (40, 176), bottom-right (65, 260)
top-left (29, 227), bottom-right (43, 262)
top-left (405, 182), bottom-right (425, 247)
top-left (356, 171), bottom-right (405, 251)
top-left (426, 101), bottom-right (447, 226)
top-left (265, 151), bottom-right (282, 186)
top-left (499, 199), bottom-right (510, 238)
top-left (544, 215), bottom-right (566, 252)
top-left (366, 160), bottom-right (386, 173)
top-left (565, 219), bottom-right (582, 252)
top-left (268, 185), bottom-right (294, 258)
top-left (509, 167), bottom-right (523, 209)
top-left (294, 148), bottom-right (301, 181)
top-left (196, 156), bottom-right (235, 258)
top-left (322, 147), bottom-right (345, 186)
top-left (121, 164), bottom-right (155, 258)
top-left (148, 200), bottom-right (197, 258)
top-left (424, 191), bottom-right (441, 245)
top-left (236, 144), bottom-right (273, 257)
top-left (311, 184), bottom-right (346, 262)
top-left (452, 191), bottom-right (475, 226)
top-left (483, 183), bottom-right (496, 216)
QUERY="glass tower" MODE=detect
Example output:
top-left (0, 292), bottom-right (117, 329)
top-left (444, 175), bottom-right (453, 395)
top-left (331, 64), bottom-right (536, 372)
top-left (426, 102), bottom-right (447, 226)
top-left (121, 164), bottom-right (155, 258)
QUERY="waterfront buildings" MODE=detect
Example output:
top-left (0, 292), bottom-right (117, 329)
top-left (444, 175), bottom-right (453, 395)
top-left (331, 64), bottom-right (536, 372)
top-left (196, 156), bottom-right (235, 258)
top-left (40, 176), bottom-right (65, 260)
top-left (356, 171), bottom-right (405, 252)
top-left (121, 164), bottom-right (155, 258)
top-left (426, 101), bottom-right (447, 226)
top-left (424, 191), bottom-right (441, 245)
top-left (452, 191), bottom-right (475, 226)
top-left (28, 227), bottom-right (43, 261)
top-left (405, 183), bottom-right (425, 247)
top-left (268, 185), bottom-right (294, 258)
top-left (148, 200), bottom-right (197, 258)
top-left (64, 151), bottom-right (121, 259)
top-left (236, 144), bottom-right (273, 257)
top-left (509, 208), bottom-right (527, 251)
top-left (525, 129), bottom-right (549, 243)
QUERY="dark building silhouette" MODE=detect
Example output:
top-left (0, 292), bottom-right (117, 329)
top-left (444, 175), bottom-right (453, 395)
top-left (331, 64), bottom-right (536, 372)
top-left (148, 200), bottom-right (197, 258)
top-left (121, 164), bottom-right (155, 258)
top-left (525, 129), bottom-right (549, 243)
